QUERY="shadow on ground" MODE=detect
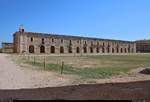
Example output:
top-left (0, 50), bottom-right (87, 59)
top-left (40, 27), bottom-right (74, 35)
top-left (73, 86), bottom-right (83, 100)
top-left (0, 80), bottom-right (150, 100)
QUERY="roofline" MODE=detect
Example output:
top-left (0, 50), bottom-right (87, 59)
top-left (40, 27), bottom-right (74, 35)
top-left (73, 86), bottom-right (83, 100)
top-left (16, 31), bottom-right (135, 43)
top-left (2, 42), bottom-right (13, 44)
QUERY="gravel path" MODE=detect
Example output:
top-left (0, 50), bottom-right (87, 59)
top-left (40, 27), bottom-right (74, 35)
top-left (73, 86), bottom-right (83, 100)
top-left (0, 53), bottom-right (150, 90)
top-left (0, 54), bottom-right (150, 100)
top-left (0, 54), bottom-right (76, 89)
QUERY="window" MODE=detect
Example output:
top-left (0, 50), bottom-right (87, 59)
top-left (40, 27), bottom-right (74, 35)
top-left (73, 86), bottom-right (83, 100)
top-left (52, 38), bottom-right (54, 42)
top-left (51, 46), bottom-right (55, 53)
top-left (61, 39), bottom-right (63, 43)
top-left (31, 37), bottom-right (33, 42)
top-left (42, 38), bottom-right (44, 44)
top-left (121, 48), bottom-right (123, 53)
top-left (112, 48), bottom-right (114, 53)
top-left (69, 40), bottom-right (72, 44)
top-left (97, 42), bottom-right (99, 45)
top-left (102, 47), bottom-right (105, 53)
top-left (96, 47), bottom-right (99, 53)
top-left (76, 47), bottom-right (80, 53)
top-left (83, 47), bottom-right (87, 53)
top-left (90, 47), bottom-right (93, 53)
top-left (40, 45), bottom-right (45, 53)
top-left (103, 42), bottom-right (105, 46)
top-left (84, 41), bottom-right (87, 44)
top-left (60, 46), bottom-right (64, 53)
top-left (125, 48), bottom-right (127, 53)
top-left (91, 41), bottom-right (93, 46)
top-left (29, 45), bottom-right (34, 53)
top-left (68, 46), bottom-right (72, 53)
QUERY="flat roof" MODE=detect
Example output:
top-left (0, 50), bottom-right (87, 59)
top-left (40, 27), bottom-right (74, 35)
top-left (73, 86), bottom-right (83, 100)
top-left (15, 31), bottom-right (134, 43)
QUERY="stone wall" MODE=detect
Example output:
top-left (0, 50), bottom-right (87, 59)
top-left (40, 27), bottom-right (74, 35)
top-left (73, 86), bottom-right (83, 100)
top-left (136, 40), bottom-right (150, 53)
top-left (2, 42), bottom-right (13, 53)
top-left (13, 32), bottom-right (136, 54)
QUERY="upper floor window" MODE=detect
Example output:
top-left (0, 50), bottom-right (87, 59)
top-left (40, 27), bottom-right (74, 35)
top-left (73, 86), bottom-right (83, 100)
top-left (42, 38), bottom-right (44, 44)
top-left (103, 42), bottom-right (105, 46)
top-left (97, 42), bottom-right (99, 45)
top-left (52, 38), bottom-right (54, 42)
top-left (84, 41), bottom-right (87, 44)
top-left (69, 40), bottom-right (72, 44)
top-left (91, 41), bottom-right (93, 46)
top-left (77, 40), bottom-right (79, 44)
top-left (31, 37), bottom-right (33, 42)
top-left (61, 39), bottom-right (63, 43)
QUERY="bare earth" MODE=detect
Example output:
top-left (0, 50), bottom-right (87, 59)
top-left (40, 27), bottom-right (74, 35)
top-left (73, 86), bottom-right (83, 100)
top-left (0, 54), bottom-right (150, 100)
top-left (0, 54), bottom-right (78, 89)
top-left (0, 53), bottom-right (150, 89)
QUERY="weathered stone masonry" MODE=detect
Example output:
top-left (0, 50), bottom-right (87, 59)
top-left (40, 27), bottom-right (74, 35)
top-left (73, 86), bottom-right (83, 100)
top-left (13, 27), bottom-right (136, 54)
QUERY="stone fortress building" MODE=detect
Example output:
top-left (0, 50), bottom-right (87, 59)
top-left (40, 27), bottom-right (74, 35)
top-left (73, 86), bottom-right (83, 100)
top-left (13, 26), bottom-right (136, 54)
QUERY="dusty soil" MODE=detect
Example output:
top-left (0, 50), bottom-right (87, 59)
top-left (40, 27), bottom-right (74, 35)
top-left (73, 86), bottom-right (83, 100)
top-left (0, 80), bottom-right (150, 100)
top-left (0, 54), bottom-right (79, 89)
top-left (0, 53), bottom-right (150, 100)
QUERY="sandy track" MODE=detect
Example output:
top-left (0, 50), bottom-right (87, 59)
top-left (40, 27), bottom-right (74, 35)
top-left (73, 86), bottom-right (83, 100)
top-left (0, 53), bottom-right (150, 90)
top-left (0, 80), bottom-right (150, 100)
top-left (0, 54), bottom-right (77, 89)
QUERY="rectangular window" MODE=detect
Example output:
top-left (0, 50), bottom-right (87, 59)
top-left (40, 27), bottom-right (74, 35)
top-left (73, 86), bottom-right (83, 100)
top-left (52, 38), bottom-right (54, 42)
top-left (61, 39), bottom-right (63, 43)
top-left (31, 37), bottom-right (33, 42)
top-left (42, 38), bottom-right (44, 44)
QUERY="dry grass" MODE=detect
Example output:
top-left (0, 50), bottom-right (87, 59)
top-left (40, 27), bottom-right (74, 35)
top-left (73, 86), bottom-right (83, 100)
top-left (12, 53), bottom-right (150, 79)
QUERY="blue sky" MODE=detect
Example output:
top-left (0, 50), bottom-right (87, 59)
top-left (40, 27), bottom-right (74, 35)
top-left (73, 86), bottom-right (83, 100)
top-left (1, 0), bottom-right (150, 46)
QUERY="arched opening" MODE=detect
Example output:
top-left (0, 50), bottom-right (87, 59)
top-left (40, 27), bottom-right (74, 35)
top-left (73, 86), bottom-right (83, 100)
top-left (76, 47), bottom-right (80, 53)
top-left (96, 47), bottom-right (99, 53)
top-left (120, 48), bottom-right (123, 53)
top-left (102, 47), bottom-right (105, 53)
top-left (90, 47), bottom-right (93, 53)
top-left (29, 45), bottom-right (34, 53)
top-left (132, 48), bottom-right (134, 53)
top-left (51, 46), bottom-right (55, 53)
top-left (124, 48), bottom-right (127, 53)
top-left (117, 47), bottom-right (119, 53)
top-left (107, 47), bottom-right (110, 53)
top-left (60, 46), bottom-right (64, 53)
top-left (128, 47), bottom-right (130, 53)
top-left (40, 45), bottom-right (45, 53)
top-left (68, 46), bottom-right (72, 53)
top-left (83, 47), bottom-right (87, 53)
top-left (112, 48), bottom-right (114, 53)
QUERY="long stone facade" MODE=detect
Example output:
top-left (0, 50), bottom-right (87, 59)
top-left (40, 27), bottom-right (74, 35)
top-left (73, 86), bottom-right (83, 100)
top-left (136, 40), bottom-right (150, 53)
top-left (2, 42), bottom-right (13, 53)
top-left (13, 27), bottom-right (136, 54)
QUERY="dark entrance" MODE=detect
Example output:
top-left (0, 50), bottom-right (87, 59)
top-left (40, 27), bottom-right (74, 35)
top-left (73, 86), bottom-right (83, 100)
top-left (29, 45), bottom-right (34, 53)
top-left (76, 47), bottom-right (80, 53)
top-left (51, 46), bottom-right (55, 53)
top-left (60, 46), bottom-right (64, 53)
top-left (40, 45), bottom-right (45, 53)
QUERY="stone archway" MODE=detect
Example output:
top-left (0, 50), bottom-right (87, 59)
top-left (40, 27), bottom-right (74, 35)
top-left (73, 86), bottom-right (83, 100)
top-left (40, 45), bottom-right (45, 53)
top-left (112, 48), bottom-right (114, 53)
top-left (90, 47), bottom-right (93, 53)
top-left (124, 48), bottom-right (127, 53)
top-left (96, 47), bottom-right (99, 53)
top-left (76, 47), bottom-right (80, 53)
top-left (120, 48), bottom-right (123, 53)
top-left (68, 46), bottom-right (72, 53)
top-left (83, 47), bottom-right (87, 53)
top-left (60, 46), bottom-right (64, 53)
top-left (29, 45), bottom-right (34, 53)
top-left (51, 46), bottom-right (55, 53)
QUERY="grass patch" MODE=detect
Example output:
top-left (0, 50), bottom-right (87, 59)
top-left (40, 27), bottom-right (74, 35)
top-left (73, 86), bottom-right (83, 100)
top-left (19, 54), bottom-right (150, 79)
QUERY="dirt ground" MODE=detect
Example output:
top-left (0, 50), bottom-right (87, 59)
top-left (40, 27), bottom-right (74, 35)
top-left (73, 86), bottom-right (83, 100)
top-left (0, 53), bottom-right (150, 100)
top-left (0, 80), bottom-right (150, 100)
